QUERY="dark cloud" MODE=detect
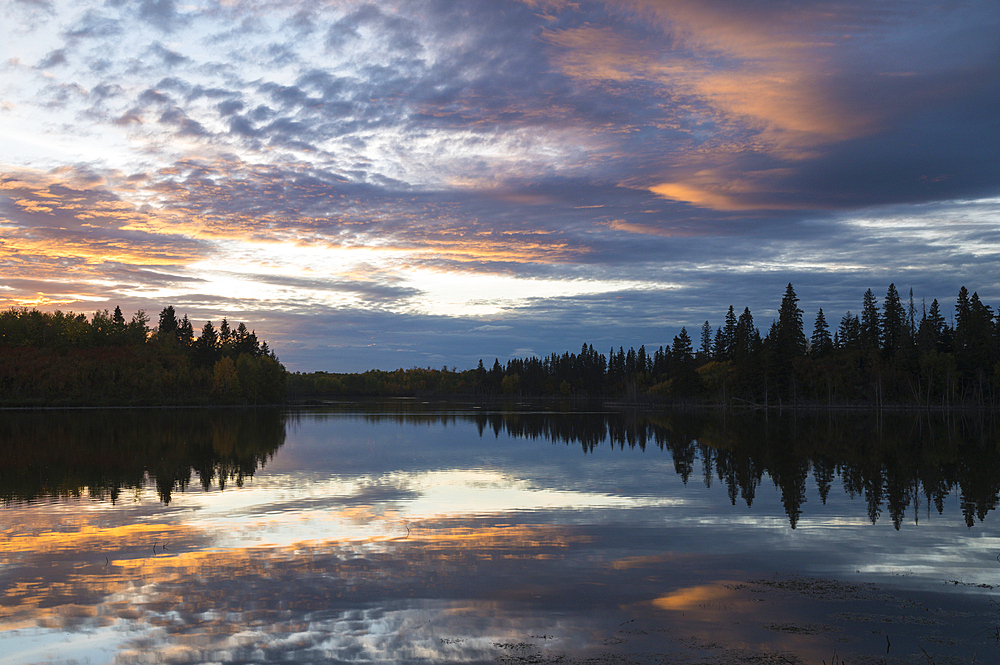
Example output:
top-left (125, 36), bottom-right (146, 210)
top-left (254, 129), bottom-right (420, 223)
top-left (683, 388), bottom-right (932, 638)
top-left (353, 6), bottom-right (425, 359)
top-left (158, 106), bottom-right (209, 136)
top-left (259, 82), bottom-right (314, 107)
top-left (149, 41), bottom-right (190, 66)
top-left (296, 69), bottom-right (351, 98)
top-left (138, 0), bottom-right (180, 29)
top-left (188, 84), bottom-right (239, 101)
top-left (105, 0), bottom-right (185, 31)
top-left (227, 114), bottom-right (259, 137)
top-left (251, 273), bottom-right (422, 304)
top-left (36, 49), bottom-right (66, 69)
top-left (216, 98), bottom-right (244, 116)
top-left (324, 3), bottom-right (422, 56)
top-left (138, 87), bottom-right (172, 106)
top-left (36, 82), bottom-right (87, 108)
top-left (284, 7), bottom-right (320, 37)
top-left (62, 9), bottom-right (123, 41)
top-left (91, 82), bottom-right (124, 99)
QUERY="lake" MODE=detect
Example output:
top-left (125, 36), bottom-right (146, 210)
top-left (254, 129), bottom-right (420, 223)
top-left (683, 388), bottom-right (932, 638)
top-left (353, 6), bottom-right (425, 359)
top-left (1, 403), bottom-right (998, 664)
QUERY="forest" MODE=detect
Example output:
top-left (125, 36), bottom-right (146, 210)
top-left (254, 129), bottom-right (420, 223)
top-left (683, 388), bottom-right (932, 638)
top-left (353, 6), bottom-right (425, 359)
top-left (3, 283), bottom-right (999, 408)
top-left (0, 305), bottom-right (285, 406)
top-left (289, 283), bottom-right (1000, 408)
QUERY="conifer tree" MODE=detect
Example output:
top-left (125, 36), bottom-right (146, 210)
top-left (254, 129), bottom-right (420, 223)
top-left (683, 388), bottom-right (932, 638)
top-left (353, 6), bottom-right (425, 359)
top-left (916, 298), bottom-right (946, 353)
top-left (775, 283), bottom-right (806, 357)
top-left (908, 288), bottom-right (916, 338)
top-left (111, 306), bottom-right (126, 343)
top-left (699, 321), bottom-right (712, 361)
top-left (723, 305), bottom-right (738, 360)
top-left (882, 283), bottom-right (907, 357)
top-left (838, 312), bottom-right (860, 349)
top-left (195, 321), bottom-right (220, 366)
top-left (158, 306), bottom-right (178, 337)
top-left (219, 318), bottom-right (232, 348)
top-left (733, 307), bottom-right (757, 362)
top-left (712, 327), bottom-right (725, 361)
top-left (128, 310), bottom-right (149, 344)
top-left (811, 308), bottom-right (833, 356)
top-left (670, 327), bottom-right (701, 397)
top-left (954, 286), bottom-right (972, 354)
top-left (178, 314), bottom-right (195, 346)
top-left (860, 289), bottom-right (881, 351)
top-left (672, 327), bottom-right (693, 363)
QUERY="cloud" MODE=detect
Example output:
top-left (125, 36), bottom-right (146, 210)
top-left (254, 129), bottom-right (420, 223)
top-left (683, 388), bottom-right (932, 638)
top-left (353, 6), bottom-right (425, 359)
top-left (538, 0), bottom-right (1000, 210)
top-left (36, 49), bottom-right (66, 68)
top-left (149, 42), bottom-right (189, 67)
top-left (62, 8), bottom-right (123, 42)
top-left (0, 167), bottom-right (209, 307)
top-left (136, 0), bottom-right (181, 30)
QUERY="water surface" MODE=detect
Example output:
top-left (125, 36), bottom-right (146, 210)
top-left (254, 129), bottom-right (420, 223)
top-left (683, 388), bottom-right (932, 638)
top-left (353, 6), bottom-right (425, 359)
top-left (1, 404), bottom-right (997, 664)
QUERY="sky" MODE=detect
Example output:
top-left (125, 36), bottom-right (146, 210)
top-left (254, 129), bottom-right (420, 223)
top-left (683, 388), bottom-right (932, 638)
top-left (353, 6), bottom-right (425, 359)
top-left (1, 0), bottom-right (999, 372)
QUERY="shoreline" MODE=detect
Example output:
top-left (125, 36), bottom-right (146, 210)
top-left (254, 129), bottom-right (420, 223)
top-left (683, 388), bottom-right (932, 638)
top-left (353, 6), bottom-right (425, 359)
top-left (2, 395), bottom-right (997, 412)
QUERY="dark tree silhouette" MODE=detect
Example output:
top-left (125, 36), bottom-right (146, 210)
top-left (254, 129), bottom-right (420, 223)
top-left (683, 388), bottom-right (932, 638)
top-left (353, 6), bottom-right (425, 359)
top-left (811, 308), bottom-right (833, 356)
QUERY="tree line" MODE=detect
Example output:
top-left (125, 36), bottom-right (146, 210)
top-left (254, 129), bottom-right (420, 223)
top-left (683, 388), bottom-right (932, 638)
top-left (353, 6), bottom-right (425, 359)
top-left (0, 305), bottom-right (286, 406)
top-left (290, 283), bottom-right (1000, 408)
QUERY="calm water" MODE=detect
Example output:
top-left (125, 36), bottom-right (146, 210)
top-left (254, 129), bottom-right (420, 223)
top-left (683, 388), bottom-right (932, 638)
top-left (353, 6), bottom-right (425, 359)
top-left (1, 403), bottom-right (998, 664)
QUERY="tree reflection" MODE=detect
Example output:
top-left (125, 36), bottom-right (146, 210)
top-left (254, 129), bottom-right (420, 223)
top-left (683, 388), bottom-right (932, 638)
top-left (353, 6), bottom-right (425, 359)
top-left (457, 407), bottom-right (1000, 529)
top-left (3, 403), bottom-right (999, 528)
top-left (0, 408), bottom-right (286, 505)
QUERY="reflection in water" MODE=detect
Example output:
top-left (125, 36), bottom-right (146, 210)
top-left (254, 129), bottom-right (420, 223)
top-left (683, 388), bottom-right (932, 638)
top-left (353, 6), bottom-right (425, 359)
top-left (0, 405), bottom-right (998, 664)
top-left (0, 408), bottom-right (286, 504)
top-left (320, 405), bottom-right (1000, 529)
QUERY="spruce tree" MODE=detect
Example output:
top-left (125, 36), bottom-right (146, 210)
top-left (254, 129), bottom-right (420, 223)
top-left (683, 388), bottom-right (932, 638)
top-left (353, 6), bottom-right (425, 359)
top-left (712, 327), bottom-right (725, 361)
top-left (672, 327), bottom-right (693, 363)
top-left (178, 314), bottom-right (195, 346)
top-left (860, 289), bottom-right (881, 351)
top-left (734, 307), bottom-right (757, 362)
top-left (882, 283), bottom-right (906, 357)
top-left (776, 283), bottom-right (806, 357)
top-left (838, 312), bottom-right (860, 350)
top-left (908, 288), bottom-right (916, 338)
top-left (916, 298), bottom-right (947, 353)
top-left (811, 308), bottom-right (833, 356)
top-left (158, 306), bottom-right (178, 337)
top-left (723, 305), bottom-right (738, 360)
top-left (670, 328), bottom-right (700, 397)
top-left (699, 321), bottom-right (712, 361)
top-left (954, 286), bottom-right (971, 353)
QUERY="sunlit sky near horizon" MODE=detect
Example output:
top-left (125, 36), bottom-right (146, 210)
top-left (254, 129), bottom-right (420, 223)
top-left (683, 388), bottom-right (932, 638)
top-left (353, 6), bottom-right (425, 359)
top-left (2, 0), bottom-right (998, 371)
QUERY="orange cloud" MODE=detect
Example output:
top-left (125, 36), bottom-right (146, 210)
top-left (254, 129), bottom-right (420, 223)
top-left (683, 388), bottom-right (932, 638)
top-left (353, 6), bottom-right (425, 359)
top-left (542, 1), bottom-right (883, 209)
top-left (1, 167), bottom-right (205, 265)
top-left (648, 183), bottom-right (748, 211)
top-left (607, 218), bottom-right (709, 237)
top-left (649, 176), bottom-right (800, 211)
